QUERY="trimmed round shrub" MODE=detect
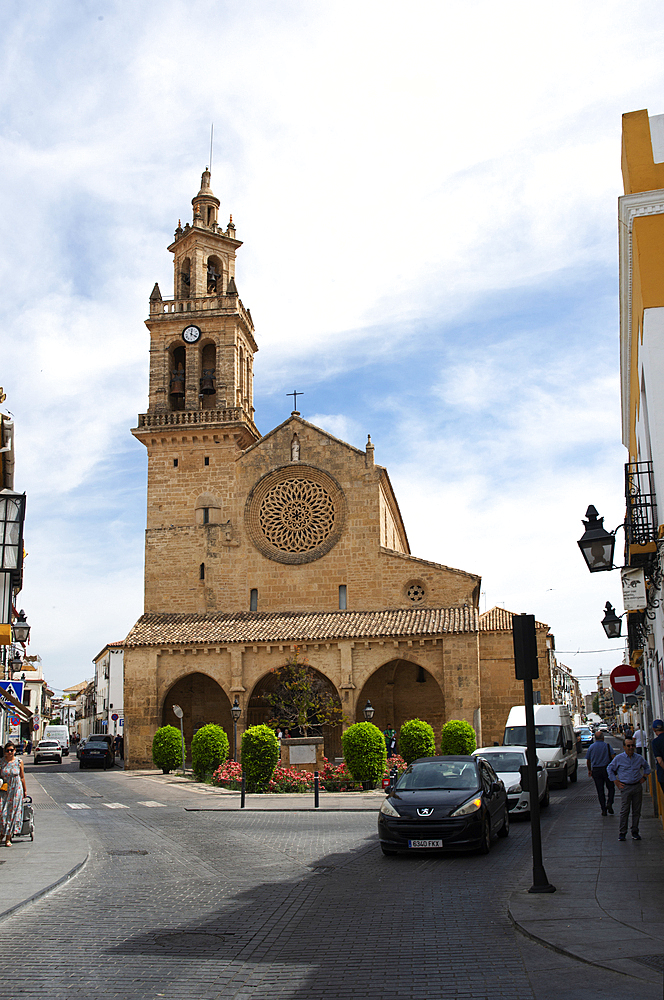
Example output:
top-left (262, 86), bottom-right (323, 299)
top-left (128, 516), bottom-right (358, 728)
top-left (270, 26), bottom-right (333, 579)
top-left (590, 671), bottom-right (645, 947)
top-left (191, 724), bottom-right (230, 781)
top-left (152, 725), bottom-right (184, 773)
top-left (440, 719), bottom-right (477, 755)
top-left (240, 724), bottom-right (280, 791)
top-left (341, 722), bottom-right (387, 785)
top-left (399, 719), bottom-right (436, 764)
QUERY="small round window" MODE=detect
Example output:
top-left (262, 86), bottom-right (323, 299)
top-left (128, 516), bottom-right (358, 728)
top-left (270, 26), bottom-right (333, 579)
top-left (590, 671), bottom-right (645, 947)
top-left (407, 584), bottom-right (425, 603)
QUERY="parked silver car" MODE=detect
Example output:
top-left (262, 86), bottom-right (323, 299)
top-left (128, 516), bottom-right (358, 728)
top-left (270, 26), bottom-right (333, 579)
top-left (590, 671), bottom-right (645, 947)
top-left (472, 746), bottom-right (549, 816)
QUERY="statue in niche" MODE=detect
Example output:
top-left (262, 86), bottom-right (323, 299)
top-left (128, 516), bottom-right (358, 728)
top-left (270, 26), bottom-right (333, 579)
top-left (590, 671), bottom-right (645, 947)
top-left (290, 433), bottom-right (300, 462)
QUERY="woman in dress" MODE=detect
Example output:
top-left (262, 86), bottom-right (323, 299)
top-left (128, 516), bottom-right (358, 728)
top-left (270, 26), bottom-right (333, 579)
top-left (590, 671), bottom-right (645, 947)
top-left (0, 741), bottom-right (27, 846)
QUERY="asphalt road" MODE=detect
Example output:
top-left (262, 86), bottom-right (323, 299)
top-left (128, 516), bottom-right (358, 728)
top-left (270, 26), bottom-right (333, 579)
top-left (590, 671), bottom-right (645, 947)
top-left (0, 753), bottom-right (660, 1000)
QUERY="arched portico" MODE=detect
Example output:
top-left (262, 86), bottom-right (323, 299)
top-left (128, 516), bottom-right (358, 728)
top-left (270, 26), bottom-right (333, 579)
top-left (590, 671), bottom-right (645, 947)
top-left (355, 658), bottom-right (445, 749)
top-left (162, 672), bottom-right (233, 750)
top-left (247, 665), bottom-right (343, 761)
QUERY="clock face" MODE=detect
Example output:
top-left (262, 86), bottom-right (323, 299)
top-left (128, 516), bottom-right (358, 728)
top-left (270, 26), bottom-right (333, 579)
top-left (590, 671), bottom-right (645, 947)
top-left (182, 324), bottom-right (202, 344)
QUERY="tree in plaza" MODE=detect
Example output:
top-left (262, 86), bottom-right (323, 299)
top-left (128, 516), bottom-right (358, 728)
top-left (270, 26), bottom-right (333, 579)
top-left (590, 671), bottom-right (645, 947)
top-left (592, 694), bottom-right (599, 715)
top-left (265, 647), bottom-right (343, 736)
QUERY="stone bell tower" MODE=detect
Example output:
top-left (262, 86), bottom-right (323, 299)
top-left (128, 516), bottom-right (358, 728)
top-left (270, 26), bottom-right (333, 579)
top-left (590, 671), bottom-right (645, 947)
top-left (131, 169), bottom-right (260, 613)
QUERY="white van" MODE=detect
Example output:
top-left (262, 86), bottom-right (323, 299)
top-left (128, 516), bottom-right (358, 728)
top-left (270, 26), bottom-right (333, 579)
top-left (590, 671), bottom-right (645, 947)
top-left (43, 725), bottom-right (70, 756)
top-left (503, 705), bottom-right (577, 788)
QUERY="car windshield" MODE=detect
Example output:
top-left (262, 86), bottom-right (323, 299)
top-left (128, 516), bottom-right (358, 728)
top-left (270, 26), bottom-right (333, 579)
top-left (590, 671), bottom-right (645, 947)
top-left (504, 725), bottom-right (562, 749)
top-left (86, 741), bottom-right (108, 747)
top-left (578, 728), bottom-right (592, 736)
top-left (478, 752), bottom-right (524, 771)
top-left (38, 742), bottom-right (59, 748)
top-left (396, 761), bottom-right (479, 791)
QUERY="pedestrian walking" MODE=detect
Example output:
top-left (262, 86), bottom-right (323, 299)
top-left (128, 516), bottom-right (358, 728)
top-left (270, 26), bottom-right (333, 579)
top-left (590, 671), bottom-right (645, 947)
top-left (0, 742), bottom-right (27, 847)
top-left (586, 731), bottom-right (614, 815)
top-left (651, 719), bottom-right (664, 798)
top-left (633, 726), bottom-right (645, 755)
top-left (607, 737), bottom-right (651, 841)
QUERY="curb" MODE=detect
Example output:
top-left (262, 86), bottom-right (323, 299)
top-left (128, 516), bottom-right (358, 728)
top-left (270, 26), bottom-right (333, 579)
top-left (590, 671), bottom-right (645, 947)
top-left (0, 852), bottom-right (89, 925)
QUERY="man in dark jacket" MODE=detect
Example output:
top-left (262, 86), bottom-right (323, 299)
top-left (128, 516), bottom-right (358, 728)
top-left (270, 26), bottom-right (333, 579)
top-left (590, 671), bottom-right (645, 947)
top-left (586, 731), bottom-right (614, 816)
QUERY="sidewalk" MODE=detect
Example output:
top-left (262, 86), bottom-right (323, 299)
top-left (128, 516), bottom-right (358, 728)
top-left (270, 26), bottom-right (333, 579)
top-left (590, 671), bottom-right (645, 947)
top-left (0, 775), bottom-right (88, 923)
top-left (125, 768), bottom-right (384, 809)
top-left (509, 768), bottom-right (664, 985)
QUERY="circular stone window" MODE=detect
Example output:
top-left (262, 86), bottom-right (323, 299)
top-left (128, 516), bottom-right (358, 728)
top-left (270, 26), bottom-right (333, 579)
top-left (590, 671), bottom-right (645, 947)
top-left (407, 583), bottom-right (426, 603)
top-left (245, 466), bottom-right (346, 564)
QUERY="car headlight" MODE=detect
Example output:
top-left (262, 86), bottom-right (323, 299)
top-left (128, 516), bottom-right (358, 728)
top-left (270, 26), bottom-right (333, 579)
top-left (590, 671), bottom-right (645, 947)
top-left (450, 795), bottom-right (482, 817)
top-left (545, 762), bottom-right (560, 768)
top-left (507, 783), bottom-right (522, 794)
top-left (379, 799), bottom-right (400, 818)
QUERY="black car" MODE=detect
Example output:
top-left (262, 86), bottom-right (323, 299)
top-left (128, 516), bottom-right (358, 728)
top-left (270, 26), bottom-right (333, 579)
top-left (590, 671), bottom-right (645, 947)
top-left (79, 735), bottom-right (114, 770)
top-left (378, 755), bottom-right (509, 855)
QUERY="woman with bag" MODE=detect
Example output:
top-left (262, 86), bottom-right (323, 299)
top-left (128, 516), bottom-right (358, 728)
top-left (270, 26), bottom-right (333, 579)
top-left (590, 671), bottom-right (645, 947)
top-left (0, 741), bottom-right (27, 846)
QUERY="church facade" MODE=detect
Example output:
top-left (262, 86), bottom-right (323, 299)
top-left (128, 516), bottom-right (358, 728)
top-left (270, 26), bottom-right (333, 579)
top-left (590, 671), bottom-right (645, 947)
top-left (123, 170), bottom-right (554, 768)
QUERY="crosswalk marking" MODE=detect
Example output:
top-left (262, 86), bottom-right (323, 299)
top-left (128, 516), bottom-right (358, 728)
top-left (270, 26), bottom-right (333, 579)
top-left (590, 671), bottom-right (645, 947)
top-left (103, 802), bottom-right (130, 809)
top-left (137, 800), bottom-right (167, 808)
top-left (67, 803), bottom-right (91, 810)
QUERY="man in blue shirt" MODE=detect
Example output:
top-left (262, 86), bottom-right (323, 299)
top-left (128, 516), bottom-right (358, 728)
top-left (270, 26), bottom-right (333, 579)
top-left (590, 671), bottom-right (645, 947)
top-left (607, 737), bottom-right (652, 841)
top-left (586, 731), bottom-right (614, 816)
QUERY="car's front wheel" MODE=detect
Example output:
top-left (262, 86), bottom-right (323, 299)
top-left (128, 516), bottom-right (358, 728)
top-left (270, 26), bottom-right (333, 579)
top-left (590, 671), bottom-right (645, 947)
top-left (497, 809), bottom-right (509, 838)
top-left (478, 817), bottom-right (492, 854)
top-left (569, 763), bottom-right (578, 783)
top-left (540, 786), bottom-right (550, 808)
top-left (559, 768), bottom-right (568, 789)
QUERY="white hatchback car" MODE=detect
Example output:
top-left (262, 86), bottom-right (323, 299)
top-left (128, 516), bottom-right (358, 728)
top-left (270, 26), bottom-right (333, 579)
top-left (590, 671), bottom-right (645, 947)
top-left (34, 740), bottom-right (63, 765)
top-left (472, 746), bottom-right (549, 816)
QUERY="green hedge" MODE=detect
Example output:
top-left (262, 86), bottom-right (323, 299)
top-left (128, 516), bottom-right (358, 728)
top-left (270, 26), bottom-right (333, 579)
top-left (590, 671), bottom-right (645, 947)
top-left (152, 725), bottom-right (184, 773)
top-left (440, 719), bottom-right (477, 755)
top-left (240, 724), bottom-right (280, 791)
top-left (341, 722), bottom-right (387, 784)
top-left (191, 724), bottom-right (230, 781)
top-left (399, 719), bottom-right (436, 765)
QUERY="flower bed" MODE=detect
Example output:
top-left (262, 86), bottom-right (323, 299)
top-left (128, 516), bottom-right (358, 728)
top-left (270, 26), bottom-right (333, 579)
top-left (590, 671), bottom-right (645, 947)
top-left (211, 755), bottom-right (409, 792)
top-left (383, 754), bottom-right (408, 778)
top-left (211, 759), bottom-right (243, 789)
top-left (267, 766), bottom-right (315, 793)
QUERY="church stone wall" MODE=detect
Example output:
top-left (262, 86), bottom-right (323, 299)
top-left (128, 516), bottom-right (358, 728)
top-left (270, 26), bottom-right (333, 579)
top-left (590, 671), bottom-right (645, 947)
top-left (478, 629), bottom-right (553, 746)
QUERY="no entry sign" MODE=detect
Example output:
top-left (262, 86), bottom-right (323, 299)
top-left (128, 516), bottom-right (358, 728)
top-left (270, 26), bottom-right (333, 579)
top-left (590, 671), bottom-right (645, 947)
top-left (610, 664), bottom-right (640, 695)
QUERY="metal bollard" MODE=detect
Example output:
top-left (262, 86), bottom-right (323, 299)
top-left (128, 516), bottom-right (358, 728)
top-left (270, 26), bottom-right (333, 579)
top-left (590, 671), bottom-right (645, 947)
top-left (314, 771), bottom-right (320, 808)
top-left (240, 771), bottom-right (246, 809)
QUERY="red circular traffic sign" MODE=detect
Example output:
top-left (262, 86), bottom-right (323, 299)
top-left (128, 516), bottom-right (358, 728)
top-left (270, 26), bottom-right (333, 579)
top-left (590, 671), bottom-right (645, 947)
top-left (610, 664), bottom-right (640, 694)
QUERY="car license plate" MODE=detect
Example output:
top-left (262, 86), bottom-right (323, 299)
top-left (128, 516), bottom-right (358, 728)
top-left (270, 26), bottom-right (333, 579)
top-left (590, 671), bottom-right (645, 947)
top-left (408, 839), bottom-right (443, 848)
top-left (91, 751), bottom-right (103, 755)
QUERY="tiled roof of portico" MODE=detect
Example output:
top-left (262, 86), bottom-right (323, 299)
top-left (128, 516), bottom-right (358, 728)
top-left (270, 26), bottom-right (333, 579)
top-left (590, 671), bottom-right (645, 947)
top-left (124, 606), bottom-right (480, 648)
top-left (479, 607), bottom-right (550, 631)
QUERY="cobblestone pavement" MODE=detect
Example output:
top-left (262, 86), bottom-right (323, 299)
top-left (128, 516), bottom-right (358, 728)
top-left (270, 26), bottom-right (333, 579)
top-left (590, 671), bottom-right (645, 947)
top-left (0, 760), bottom-right (661, 1000)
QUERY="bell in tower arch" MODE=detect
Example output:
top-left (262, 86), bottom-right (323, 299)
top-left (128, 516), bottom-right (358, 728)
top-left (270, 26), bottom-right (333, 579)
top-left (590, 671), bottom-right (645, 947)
top-left (170, 365), bottom-right (185, 398)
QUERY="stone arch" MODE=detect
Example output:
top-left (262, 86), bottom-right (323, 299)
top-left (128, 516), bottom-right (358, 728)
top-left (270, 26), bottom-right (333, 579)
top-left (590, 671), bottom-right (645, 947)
top-left (355, 658), bottom-right (445, 751)
top-left (247, 664), bottom-right (343, 761)
top-left (169, 343), bottom-right (186, 411)
top-left (161, 672), bottom-right (233, 753)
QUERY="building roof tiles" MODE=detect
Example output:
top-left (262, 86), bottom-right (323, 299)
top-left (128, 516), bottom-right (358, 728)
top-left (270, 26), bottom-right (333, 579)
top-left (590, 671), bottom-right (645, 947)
top-left (124, 605), bottom-right (480, 648)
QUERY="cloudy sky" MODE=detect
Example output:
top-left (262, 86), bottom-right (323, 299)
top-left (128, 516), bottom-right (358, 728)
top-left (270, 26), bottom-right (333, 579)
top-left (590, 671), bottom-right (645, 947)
top-left (2, 0), bottom-right (663, 696)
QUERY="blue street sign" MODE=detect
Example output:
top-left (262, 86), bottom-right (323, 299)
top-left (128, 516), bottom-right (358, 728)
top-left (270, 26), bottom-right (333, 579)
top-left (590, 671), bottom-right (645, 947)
top-left (0, 680), bottom-right (24, 706)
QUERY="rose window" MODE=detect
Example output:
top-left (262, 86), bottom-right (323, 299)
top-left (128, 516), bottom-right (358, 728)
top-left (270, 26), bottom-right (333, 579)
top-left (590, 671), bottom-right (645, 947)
top-left (259, 479), bottom-right (336, 553)
top-left (407, 584), bottom-right (425, 603)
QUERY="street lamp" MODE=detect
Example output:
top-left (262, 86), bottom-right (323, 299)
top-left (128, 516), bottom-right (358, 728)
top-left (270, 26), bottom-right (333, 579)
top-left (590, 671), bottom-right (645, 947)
top-left (601, 601), bottom-right (623, 639)
top-left (231, 696), bottom-right (241, 761)
top-left (11, 610), bottom-right (30, 644)
top-left (363, 699), bottom-right (375, 721)
top-left (577, 505), bottom-right (616, 572)
top-left (8, 649), bottom-right (22, 673)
